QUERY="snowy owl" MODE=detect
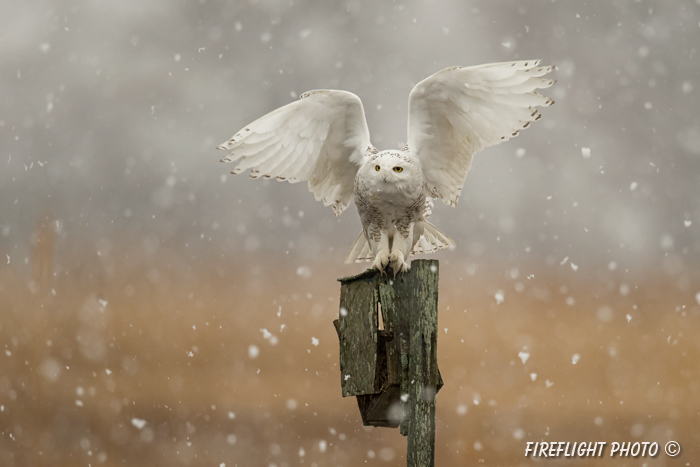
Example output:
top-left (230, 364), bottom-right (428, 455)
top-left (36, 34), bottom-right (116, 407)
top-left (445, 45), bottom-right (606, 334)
top-left (218, 60), bottom-right (555, 274)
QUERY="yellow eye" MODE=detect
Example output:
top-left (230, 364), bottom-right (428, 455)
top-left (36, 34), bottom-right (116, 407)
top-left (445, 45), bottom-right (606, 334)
top-left (375, 165), bottom-right (381, 171)
top-left (393, 166), bottom-right (403, 173)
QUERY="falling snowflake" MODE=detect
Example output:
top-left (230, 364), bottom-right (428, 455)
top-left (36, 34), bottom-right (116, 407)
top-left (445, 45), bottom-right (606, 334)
top-left (248, 345), bottom-right (260, 359)
top-left (518, 351), bottom-right (530, 364)
top-left (131, 418), bottom-right (147, 429)
top-left (494, 290), bottom-right (504, 305)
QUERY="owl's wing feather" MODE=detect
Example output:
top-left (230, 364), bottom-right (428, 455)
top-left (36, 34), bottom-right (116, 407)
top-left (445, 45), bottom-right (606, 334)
top-left (407, 60), bottom-right (555, 206)
top-left (218, 90), bottom-right (372, 215)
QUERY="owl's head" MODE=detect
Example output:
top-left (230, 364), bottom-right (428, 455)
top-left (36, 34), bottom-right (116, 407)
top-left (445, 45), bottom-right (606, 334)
top-left (361, 151), bottom-right (422, 192)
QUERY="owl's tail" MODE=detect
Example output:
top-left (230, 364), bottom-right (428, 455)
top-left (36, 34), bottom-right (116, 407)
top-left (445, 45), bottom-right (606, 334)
top-left (412, 220), bottom-right (455, 255)
top-left (343, 221), bottom-right (455, 264)
top-left (344, 231), bottom-right (374, 264)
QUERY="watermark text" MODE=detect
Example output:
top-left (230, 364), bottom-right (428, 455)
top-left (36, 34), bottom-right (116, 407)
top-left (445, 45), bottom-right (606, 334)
top-left (524, 441), bottom-right (677, 458)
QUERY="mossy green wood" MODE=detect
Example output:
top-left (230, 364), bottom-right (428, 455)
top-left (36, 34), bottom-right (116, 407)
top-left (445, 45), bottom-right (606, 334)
top-left (338, 272), bottom-right (380, 397)
top-left (338, 259), bottom-right (441, 467)
top-left (404, 261), bottom-right (439, 466)
top-left (377, 260), bottom-right (439, 464)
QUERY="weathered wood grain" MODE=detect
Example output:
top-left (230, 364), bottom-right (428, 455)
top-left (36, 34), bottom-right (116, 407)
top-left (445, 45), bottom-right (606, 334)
top-left (338, 272), bottom-right (380, 397)
top-left (336, 259), bottom-right (441, 466)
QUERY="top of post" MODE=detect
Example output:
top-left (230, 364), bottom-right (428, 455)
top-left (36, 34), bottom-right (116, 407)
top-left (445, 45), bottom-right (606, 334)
top-left (337, 268), bottom-right (379, 283)
top-left (337, 259), bottom-right (438, 283)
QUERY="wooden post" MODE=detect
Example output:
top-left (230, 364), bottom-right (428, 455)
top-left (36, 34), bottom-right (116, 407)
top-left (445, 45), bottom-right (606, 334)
top-left (334, 259), bottom-right (442, 467)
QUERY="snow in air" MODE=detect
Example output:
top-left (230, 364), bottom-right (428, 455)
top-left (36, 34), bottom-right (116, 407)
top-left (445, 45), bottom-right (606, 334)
top-left (248, 345), bottom-right (260, 359)
top-left (518, 351), bottom-right (530, 364)
top-left (494, 290), bottom-right (504, 305)
top-left (131, 418), bottom-right (147, 429)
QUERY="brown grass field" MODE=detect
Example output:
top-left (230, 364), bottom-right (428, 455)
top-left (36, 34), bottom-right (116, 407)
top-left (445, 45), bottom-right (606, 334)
top-left (1, 239), bottom-right (699, 466)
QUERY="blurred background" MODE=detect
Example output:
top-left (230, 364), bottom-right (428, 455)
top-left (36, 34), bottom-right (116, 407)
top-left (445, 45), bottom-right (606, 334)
top-left (1, 0), bottom-right (700, 465)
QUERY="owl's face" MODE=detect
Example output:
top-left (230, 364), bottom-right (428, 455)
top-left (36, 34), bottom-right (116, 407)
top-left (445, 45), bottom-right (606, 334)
top-left (360, 151), bottom-right (423, 193)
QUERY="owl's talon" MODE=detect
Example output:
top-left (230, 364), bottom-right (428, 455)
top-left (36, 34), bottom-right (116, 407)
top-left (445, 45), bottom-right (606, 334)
top-left (389, 251), bottom-right (410, 276)
top-left (371, 250), bottom-right (390, 274)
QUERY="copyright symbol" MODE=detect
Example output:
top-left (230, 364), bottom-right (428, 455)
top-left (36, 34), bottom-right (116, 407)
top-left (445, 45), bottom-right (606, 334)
top-left (665, 441), bottom-right (681, 457)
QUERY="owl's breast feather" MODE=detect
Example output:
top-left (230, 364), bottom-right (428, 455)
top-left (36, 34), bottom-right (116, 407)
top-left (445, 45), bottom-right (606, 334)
top-left (367, 183), bottom-right (423, 211)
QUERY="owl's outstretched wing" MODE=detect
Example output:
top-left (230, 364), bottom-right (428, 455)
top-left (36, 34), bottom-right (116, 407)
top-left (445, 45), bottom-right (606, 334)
top-left (218, 90), bottom-right (372, 215)
top-left (407, 60), bottom-right (555, 206)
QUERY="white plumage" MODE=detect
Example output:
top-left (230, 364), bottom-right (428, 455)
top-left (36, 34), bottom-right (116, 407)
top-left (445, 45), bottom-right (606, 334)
top-left (218, 60), bottom-right (555, 274)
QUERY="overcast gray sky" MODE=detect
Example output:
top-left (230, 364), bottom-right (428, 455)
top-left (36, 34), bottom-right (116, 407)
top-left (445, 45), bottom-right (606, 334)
top-left (1, 0), bottom-right (699, 282)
